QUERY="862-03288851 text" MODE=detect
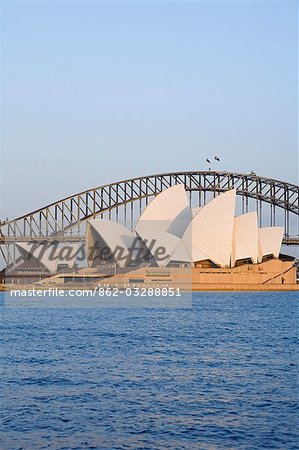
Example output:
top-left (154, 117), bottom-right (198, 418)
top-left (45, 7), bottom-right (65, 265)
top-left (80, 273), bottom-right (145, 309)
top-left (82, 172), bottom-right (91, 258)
top-left (97, 287), bottom-right (182, 297)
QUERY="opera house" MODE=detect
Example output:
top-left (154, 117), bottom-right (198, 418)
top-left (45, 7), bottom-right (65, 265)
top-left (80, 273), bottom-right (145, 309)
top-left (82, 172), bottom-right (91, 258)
top-left (7, 185), bottom-right (297, 289)
top-left (86, 185), bottom-right (284, 269)
top-left (80, 185), bottom-right (296, 289)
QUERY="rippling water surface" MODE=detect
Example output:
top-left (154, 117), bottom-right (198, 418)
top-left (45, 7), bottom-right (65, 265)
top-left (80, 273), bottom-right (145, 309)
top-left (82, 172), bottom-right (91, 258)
top-left (0, 292), bottom-right (298, 449)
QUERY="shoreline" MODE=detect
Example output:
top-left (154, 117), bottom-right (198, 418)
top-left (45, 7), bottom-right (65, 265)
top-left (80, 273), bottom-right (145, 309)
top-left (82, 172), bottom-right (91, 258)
top-left (2, 284), bottom-right (299, 293)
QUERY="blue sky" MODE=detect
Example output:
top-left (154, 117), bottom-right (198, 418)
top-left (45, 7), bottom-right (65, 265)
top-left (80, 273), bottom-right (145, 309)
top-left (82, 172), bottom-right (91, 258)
top-left (1, 0), bottom-right (297, 218)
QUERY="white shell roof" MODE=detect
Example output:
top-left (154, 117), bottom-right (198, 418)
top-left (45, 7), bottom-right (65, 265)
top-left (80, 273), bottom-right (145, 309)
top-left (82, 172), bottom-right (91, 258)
top-left (167, 206), bottom-right (193, 238)
top-left (182, 189), bottom-right (236, 267)
top-left (135, 184), bottom-right (189, 235)
top-left (232, 212), bottom-right (258, 265)
top-left (137, 229), bottom-right (182, 267)
top-left (192, 207), bottom-right (201, 218)
top-left (168, 240), bottom-right (193, 265)
top-left (16, 242), bottom-right (80, 273)
top-left (258, 227), bottom-right (284, 261)
top-left (87, 219), bottom-right (137, 267)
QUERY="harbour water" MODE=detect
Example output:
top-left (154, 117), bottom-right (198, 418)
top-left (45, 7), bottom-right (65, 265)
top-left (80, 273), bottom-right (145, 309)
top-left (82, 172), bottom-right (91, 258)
top-left (0, 292), bottom-right (298, 449)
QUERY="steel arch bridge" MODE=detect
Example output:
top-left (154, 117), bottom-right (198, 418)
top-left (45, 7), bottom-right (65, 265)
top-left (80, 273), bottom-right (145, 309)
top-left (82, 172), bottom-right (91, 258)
top-left (1, 171), bottom-right (298, 264)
